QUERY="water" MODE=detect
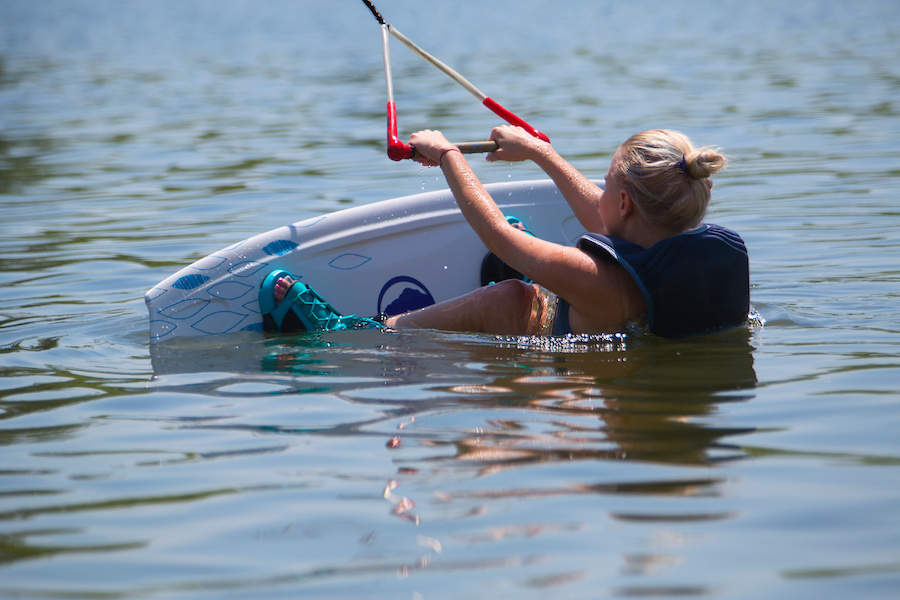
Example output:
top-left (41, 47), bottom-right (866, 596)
top-left (2, 0), bottom-right (899, 597)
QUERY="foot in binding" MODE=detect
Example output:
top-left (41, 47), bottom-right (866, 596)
top-left (259, 269), bottom-right (381, 332)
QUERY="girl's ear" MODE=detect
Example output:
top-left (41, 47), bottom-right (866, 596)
top-left (618, 188), bottom-right (634, 220)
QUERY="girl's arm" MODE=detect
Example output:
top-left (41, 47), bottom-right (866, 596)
top-left (409, 129), bottom-right (523, 262)
top-left (408, 129), bottom-right (641, 333)
top-left (487, 126), bottom-right (607, 233)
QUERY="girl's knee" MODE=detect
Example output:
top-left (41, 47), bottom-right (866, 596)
top-left (481, 280), bottom-right (542, 334)
top-left (480, 280), bottom-right (534, 314)
top-left (488, 279), bottom-right (536, 303)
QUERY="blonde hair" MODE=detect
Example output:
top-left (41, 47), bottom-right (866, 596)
top-left (610, 129), bottom-right (727, 231)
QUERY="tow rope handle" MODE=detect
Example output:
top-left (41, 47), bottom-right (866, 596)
top-left (387, 102), bottom-right (500, 161)
top-left (375, 14), bottom-right (548, 161)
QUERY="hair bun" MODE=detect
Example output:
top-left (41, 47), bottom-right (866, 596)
top-left (686, 149), bottom-right (727, 180)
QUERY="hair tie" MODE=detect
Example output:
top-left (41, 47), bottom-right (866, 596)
top-left (677, 155), bottom-right (698, 180)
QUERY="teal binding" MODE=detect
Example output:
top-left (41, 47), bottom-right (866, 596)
top-left (260, 270), bottom-right (381, 332)
top-left (505, 216), bottom-right (535, 238)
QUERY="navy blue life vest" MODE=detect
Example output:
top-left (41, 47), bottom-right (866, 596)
top-left (578, 224), bottom-right (750, 338)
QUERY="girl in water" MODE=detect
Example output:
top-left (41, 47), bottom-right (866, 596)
top-left (261, 126), bottom-right (749, 339)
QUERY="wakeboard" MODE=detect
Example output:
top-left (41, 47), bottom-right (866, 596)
top-left (145, 179), bottom-right (589, 343)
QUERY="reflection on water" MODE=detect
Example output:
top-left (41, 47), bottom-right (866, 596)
top-left (151, 326), bottom-right (758, 484)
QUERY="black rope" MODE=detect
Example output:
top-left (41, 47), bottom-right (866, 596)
top-left (360, 0), bottom-right (386, 25)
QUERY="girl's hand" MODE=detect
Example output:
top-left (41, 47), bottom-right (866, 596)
top-left (486, 125), bottom-right (550, 163)
top-left (408, 130), bottom-right (455, 166)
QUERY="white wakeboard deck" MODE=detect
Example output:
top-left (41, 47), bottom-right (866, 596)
top-left (146, 179), bottom-right (589, 344)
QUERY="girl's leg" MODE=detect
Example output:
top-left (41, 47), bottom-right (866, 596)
top-left (385, 280), bottom-right (550, 335)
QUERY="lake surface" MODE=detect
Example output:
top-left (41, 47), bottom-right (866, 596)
top-left (2, 0), bottom-right (899, 598)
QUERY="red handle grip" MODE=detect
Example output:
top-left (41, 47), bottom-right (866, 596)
top-left (483, 97), bottom-right (549, 143)
top-left (387, 101), bottom-right (414, 161)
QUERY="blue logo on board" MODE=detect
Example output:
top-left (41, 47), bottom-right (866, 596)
top-left (377, 276), bottom-right (435, 316)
